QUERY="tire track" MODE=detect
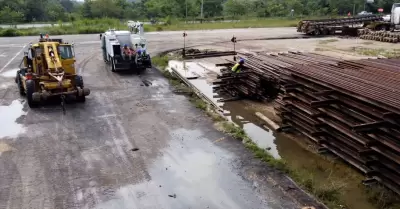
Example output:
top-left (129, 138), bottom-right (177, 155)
top-left (76, 52), bottom-right (97, 75)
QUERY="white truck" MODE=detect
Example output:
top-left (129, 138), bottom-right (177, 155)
top-left (390, 3), bottom-right (400, 31)
top-left (100, 24), bottom-right (151, 72)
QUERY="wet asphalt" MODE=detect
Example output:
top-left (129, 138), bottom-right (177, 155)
top-left (0, 28), bottom-right (325, 209)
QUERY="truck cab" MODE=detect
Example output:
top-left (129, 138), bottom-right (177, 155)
top-left (100, 29), bottom-right (151, 72)
top-left (390, 3), bottom-right (400, 31)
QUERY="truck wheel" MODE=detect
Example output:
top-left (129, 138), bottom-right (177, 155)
top-left (75, 75), bottom-right (84, 88)
top-left (26, 80), bottom-right (38, 108)
top-left (111, 58), bottom-right (116, 72)
top-left (75, 75), bottom-right (85, 103)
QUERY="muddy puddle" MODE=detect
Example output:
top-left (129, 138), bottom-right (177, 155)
top-left (167, 59), bottom-right (381, 209)
top-left (92, 128), bottom-right (277, 209)
top-left (0, 99), bottom-right (27, 139)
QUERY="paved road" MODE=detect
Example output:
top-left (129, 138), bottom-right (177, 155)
top-left (0, 28), bottom-right (323, 209)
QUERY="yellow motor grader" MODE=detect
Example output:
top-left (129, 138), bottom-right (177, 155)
top-left (15, 35), bottom-right (90, 113)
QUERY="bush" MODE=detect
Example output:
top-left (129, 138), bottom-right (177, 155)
top-left (156, 26), bottom-right (163, 31)
top-left (0, 28), bottom-right (22, 37)
top-left (164, 16), bottom-right (172, 25)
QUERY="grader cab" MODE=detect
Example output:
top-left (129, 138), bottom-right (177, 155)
top-left (15, 35), bottom-right (90, 113)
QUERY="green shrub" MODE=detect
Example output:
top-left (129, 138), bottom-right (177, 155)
top-left (164, 16), bottom-right (172, 25)
top-left (156, 26), bottom-right (163, 31)
top-left (0, 28), bottom-right (22, 37)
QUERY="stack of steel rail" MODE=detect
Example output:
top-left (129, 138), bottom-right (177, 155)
top-left (213, 52), bottom-right (342, 100)
top-left (358, 29), bottom-right (400, 43)
top-left (213, 52), bottom-right (400, 195)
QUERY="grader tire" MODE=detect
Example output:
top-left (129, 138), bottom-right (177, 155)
top-left (111, 58), bottom-right (116, 72)
top-left (26, 80), bottom-right (38, 108)
top-left (16, 71), bottom-right (25, 95)
top-left (75, 75), bottom-right (86, 103)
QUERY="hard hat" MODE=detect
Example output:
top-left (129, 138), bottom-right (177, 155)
top-left (124, 44), bottom-right (128, 47)
top-left (239, 58), bottom-right (245, 63)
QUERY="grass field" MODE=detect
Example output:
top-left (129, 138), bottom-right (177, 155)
top-left (0, 17), bottom-right (302, 37)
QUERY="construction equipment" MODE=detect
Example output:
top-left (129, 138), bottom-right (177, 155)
top-left (297, 14), bottom-right (383, 35)
top-left (100, 26), bottom-right (152, 73)
top-left (15, 35), bottom-right (90, 113)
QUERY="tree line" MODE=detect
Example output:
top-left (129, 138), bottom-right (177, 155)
top-left (0, 0), bottom-right (398, 24)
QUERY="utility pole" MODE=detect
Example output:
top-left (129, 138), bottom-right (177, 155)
top-left (201, 0), bottom-right (204, 22)
top-left (183, 32), bottom-right (187, 57)
top-left (231, 36), bottom-right (237, 61)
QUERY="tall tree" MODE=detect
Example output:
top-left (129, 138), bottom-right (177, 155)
top-left (0, 6), bottom-right (24, 24)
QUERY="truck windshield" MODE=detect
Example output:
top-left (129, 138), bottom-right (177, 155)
top-left (58, 45), bottom-right (73, 59)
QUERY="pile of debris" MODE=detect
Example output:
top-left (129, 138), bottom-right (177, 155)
top-left (213, 52), bottom-right (400, 195)
top-left (358, 29), bottom-right (400, 43)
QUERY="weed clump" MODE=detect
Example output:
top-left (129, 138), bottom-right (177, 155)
top-left (152, 55), bottom-right (170, 70)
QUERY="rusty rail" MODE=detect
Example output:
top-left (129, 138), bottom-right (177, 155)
top-left (213, 51), bottom-right (400, 195)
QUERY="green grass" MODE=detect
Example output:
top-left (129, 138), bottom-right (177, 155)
top-left (189, 97), bottom-right (208, 110)
top-left (0, 17), bottom-right (303, 37)
top-left (0, 18), bottom-right (127, 37)
top-left (151, 55), bottom-right (170, 70)
top-left (351, 47), bottom-right (400, 58)
top-left (155, 18), bottom-right (300, 31)
top-left (365, 185), bottom-right (400, 209)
